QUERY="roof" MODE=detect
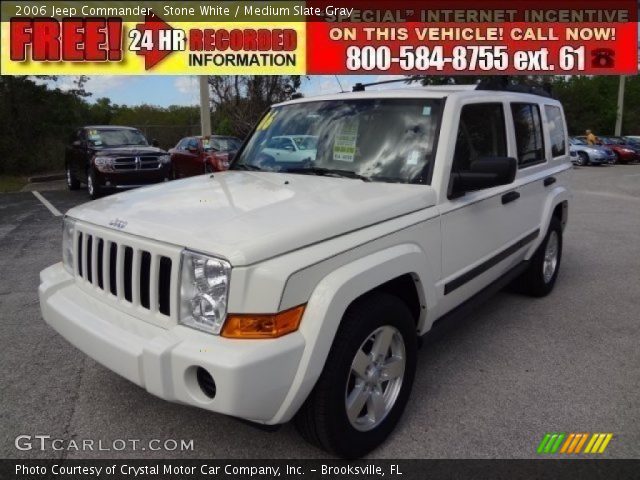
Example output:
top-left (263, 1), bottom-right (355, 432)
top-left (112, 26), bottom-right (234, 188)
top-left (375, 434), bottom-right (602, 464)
top-left (274, 86), bottom-right (560, 107)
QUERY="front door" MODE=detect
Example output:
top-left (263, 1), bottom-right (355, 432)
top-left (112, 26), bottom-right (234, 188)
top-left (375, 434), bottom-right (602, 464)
top-left (438, 101), bottom-right (540, 314)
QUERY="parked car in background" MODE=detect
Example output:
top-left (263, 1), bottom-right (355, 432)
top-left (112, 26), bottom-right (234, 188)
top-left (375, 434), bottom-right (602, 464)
top-left (598, 137), bottom-right (640, 164)
top-left (169, 135), bottom-right (242, 178)
top-left (569, 137), bottom-right (615, 166)
top-left (65, 126), bottom-right (171, 199)
top-left (257, 135), bottom-right (318, 165)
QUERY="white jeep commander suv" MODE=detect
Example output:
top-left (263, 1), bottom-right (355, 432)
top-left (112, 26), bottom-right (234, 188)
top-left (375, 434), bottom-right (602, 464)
top-left (40, 85), bottom-right (571, 458)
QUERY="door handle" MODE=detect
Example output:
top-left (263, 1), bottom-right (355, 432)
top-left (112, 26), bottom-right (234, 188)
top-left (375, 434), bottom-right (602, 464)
top-left (501, 191), bottom-right (520, 205)
top-left (543, 176), bottom-right (556, 187)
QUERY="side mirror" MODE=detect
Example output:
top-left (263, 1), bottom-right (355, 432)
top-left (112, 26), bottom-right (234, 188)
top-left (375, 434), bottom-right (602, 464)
top-left (152, 139), bottom-right (160, 147)
top-left (450, 157), bottom-right (517, 198)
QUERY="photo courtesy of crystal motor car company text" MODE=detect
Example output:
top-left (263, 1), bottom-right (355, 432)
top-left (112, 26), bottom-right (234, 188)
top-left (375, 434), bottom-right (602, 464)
top-left (0, 0), bottom-right (639, 474)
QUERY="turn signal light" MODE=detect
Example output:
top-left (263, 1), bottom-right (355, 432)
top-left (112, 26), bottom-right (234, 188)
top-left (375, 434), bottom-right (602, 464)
top-left (221, 304), bottom-right (306, 339)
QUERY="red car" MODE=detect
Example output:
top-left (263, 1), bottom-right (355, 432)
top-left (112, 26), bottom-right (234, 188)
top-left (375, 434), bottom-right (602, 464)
top-left (598, 137), bottom-right (640, 164)
top-left (169, 135), bottom-right (242, 178)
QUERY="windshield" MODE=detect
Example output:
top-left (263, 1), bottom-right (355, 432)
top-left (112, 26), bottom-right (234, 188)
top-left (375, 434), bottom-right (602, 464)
top-left (205, 137), bottom-right (241, 152)
top-left (88, 129), bottom-right (148, 147)
top-left (233, 99), bottom-right (443, 183)
top-left (570, 138), bottom-right (586, 145)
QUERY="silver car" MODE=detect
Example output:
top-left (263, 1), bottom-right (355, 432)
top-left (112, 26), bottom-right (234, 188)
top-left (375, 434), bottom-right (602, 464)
top-left (569, 137), bottom-right (616, 166)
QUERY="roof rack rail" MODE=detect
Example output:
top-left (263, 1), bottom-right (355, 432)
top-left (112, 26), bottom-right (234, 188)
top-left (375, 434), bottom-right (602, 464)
top-left (476, 76), bottom-right (554, 98)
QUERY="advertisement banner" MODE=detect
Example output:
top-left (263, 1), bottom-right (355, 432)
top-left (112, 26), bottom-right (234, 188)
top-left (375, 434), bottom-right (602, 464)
top-left (1, 0), bottom-right (637, 75)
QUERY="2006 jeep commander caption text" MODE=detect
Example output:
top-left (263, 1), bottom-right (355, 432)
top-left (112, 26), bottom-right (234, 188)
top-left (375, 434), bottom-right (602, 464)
top-left (39, 85), bottom-right (571, 458)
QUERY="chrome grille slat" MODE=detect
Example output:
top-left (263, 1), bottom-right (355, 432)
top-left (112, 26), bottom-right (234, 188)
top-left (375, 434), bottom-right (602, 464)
top-left (91, 236), bottom-right (99, 287)
top-left (116, 244), bottom-right (125, 301)
top-left (101, 239), bottom-right (109, 292)
top-left (149, 254), bottom-right (159, 314)
top-left (81, 233), bottom-right (88, 281)
top-left (73, 222), bottom-right (178, 329)
top-left (131, 249), bottom-right (141, 306)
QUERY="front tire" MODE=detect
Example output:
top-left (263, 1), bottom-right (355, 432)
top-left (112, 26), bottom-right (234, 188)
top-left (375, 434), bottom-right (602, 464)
top-left (87, 168), bottom-right (101, 199)
top-left (576, 152), bottom-right (588, 166)
top-left (514, 217), bottom-right (563, 297)
top-left (295, 293), bottom-right (417, 458)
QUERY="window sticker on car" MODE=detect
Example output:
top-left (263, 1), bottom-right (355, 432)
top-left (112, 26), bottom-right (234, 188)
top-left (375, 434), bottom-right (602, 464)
top-left (333, 118), bottom-right (359, 162)
top-left (256, 110), bottom-right (278, 131)
top-left (407, 150), bottom-right (420, 165)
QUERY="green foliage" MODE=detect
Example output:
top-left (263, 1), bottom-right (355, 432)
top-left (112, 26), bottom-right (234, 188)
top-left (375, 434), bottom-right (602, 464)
top-left (0, 175), bottom-right (28, 193)
top-left (0, 75), bottom-right (637, 176)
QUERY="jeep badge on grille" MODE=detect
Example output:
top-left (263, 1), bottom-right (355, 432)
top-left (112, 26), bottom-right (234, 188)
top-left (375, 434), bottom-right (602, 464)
top-left (109, 219), bottom-right (127, 229)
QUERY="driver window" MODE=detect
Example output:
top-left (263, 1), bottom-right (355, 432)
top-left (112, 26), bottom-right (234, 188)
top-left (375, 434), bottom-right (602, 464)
top-left (187, 138), bottom-right (199, 151)
top-left (452, 103), bottom-right (507, 173)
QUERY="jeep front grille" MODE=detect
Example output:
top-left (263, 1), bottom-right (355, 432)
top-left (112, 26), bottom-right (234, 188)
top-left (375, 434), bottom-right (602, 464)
top-left (73, 223), bottom-right (180, 326)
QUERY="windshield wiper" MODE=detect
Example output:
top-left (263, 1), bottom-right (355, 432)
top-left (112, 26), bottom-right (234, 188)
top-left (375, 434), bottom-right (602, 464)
top-left (283, 167), bottom-right (370, 182)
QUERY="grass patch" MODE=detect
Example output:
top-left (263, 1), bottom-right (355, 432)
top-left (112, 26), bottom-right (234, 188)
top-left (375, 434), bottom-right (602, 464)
top-left (0, 175), bottom-right (28, 193)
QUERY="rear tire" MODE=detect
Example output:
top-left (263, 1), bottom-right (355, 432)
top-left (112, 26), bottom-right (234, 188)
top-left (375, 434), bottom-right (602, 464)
top-left (513, 217), bottom-right (563, 297)
top-left (295, 293), bottom-right (417, 458)
top-left (66, 166), bottom-right (80, 190)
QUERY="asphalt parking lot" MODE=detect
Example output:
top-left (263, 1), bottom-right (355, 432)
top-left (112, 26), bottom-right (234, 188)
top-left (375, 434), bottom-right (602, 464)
top-left (1, 164), bottom-right (639, 460)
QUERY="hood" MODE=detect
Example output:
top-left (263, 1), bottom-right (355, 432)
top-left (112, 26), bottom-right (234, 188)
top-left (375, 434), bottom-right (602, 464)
top-left (67, 171), bottom-right (436, 266)
top-left (94, 146), bottom-right (167, 156)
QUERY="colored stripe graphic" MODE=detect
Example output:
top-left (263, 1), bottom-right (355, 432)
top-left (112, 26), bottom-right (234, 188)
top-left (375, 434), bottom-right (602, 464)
top-left (539, 433), bottom-right (613, 454)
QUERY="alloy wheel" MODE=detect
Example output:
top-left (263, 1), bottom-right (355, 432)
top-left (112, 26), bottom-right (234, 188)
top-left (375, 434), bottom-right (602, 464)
top-left (543, 231), bottom-right (559, 283)
top-left (345, 325), bottom-right (405, 432)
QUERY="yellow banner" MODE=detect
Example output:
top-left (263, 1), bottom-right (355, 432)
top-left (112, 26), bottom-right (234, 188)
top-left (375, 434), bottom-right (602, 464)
top-left (1, 20), bottom-right (305, 75)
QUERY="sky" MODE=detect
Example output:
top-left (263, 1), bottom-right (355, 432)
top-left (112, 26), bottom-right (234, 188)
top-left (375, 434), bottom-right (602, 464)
top-left (36, 74), bottom-right (420, 107)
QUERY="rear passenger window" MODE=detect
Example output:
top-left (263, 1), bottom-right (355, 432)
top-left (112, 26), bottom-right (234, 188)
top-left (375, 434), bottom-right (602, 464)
top-left (452, 103), bottom-right (507, 173)
top-left (545, 105), bottom-right (567, 157)
top-left (511, 103), bottom-right (545, 167)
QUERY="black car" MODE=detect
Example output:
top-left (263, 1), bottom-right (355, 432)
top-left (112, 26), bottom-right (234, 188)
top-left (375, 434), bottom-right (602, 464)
top-left (65, 126), bottom-right (171, 199)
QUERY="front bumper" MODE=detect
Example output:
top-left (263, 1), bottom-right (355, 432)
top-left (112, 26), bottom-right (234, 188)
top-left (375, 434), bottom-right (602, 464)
top-left (591, 156), bottom-right (614, 164)
top-left (39, 263), bottom-right (305, 424)
top-left (96, 166), bottom-right (171, 188)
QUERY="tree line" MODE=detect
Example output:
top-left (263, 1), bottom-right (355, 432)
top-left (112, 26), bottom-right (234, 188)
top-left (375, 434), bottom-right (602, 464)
top-left (0, 75), bottom-right (638, 175)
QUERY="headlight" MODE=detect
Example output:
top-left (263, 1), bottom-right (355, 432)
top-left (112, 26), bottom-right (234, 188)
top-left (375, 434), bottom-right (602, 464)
top-left (159, 154), bottom-right (171, 164)
top-left (179, 250), bottom-right (231, 334)
top-left (62, 217), bottom-right (76, 274)
top-left (94, 156), bottom-right (115, 171)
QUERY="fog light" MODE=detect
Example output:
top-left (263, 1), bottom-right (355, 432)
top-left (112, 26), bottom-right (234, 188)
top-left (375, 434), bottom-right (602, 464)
top-left (196, 367), bottom-right (216, 398)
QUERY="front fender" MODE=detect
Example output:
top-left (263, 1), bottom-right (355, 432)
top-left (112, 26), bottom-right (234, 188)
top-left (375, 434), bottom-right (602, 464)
top-left (268, 243), bottom-right (435, 424)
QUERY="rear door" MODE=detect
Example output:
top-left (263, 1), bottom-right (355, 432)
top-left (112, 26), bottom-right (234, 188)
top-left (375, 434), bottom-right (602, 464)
top-left (170, 138), bottom-right (187, 177)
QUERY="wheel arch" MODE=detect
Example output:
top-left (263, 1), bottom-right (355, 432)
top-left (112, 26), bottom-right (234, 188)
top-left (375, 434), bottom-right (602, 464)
top-left (268, 243), bottom-right (435, 424)
top-left (525, 188), bottom-right (570, 260)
